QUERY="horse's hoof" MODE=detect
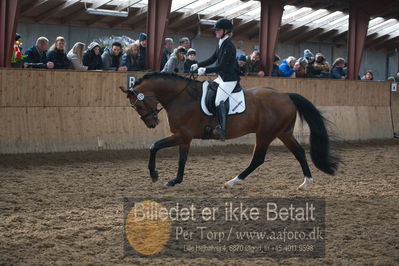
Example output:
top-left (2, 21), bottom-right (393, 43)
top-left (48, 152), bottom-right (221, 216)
top-left (297, 177), bottom-right (313, 190)
top-left (164, 179), bottom-right (182, 187)
top-left (150, 170), bottom-right (159, 183)
top-left (223, 176), bottom-right (241, 189)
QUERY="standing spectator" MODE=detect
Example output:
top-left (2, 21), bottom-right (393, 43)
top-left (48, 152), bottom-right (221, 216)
top-left (120, 42), bottom-right (141, 71)
top-left (102, 42), bottom-right (124, 71)
top-left (83, 42), bottom-right (103, 70)
top-left (24, 37), bottom-right (54, 69)
top-left (279, 56), bottom-right (296, 78)
top-left (245, 50), bottom-right (265, 77)
top-left (330, 58), bottom-right (346, 79)
top-left (162, 46), bottom-right (186, 73)
top-left (137, 33), bottom-right (147, 70)
top-left (395, 71), bottom-right (399, 82)
top-left (179, 37), bottom-right (190, 50)
top-left (313, 53), bottom-right (330, 78)
top-left (361, 70), bottom-right (374, 80)
top-left (236, 54), bottom-right (247, 76)
top-left (67, 42), bottom-right (87, 71)
top-left (271, 55), bottom-right (281, 77)
top-left (160, 38), bottom-right (174, 71)
top-left (184, 48), bottom-right (198, 73)
top-left (47, 36), bottom-right (70, 69)
top-left (294, 57), bottom-right (309, 78)
top-left (303, 49), bottom-right (315, 77)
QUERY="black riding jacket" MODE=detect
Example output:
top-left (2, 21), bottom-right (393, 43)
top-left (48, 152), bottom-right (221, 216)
top-left (198, 37), bottom-right (240, 82)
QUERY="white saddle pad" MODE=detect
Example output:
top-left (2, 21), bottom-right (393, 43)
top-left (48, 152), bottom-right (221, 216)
top-left (201, 81), bottom-right (246, 116)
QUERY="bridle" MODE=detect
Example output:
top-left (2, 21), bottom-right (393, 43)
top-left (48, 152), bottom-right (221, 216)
top-left (127, 73), bottom-right (196, 123)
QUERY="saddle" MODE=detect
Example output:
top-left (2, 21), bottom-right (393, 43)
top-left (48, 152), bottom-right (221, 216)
top-left (204, 81), bottom-right (243, 115)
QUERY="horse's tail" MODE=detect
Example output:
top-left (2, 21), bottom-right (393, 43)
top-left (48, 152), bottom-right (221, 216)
top-left (288, 93), bottom-right (339, 175)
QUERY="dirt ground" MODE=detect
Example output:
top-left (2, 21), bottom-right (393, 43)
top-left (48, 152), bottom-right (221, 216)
top-left (1, 140), bottom-right (398, 265)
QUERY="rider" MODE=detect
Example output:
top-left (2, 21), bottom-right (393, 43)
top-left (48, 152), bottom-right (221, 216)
top-left (191, 18), bottom-right (239, 140)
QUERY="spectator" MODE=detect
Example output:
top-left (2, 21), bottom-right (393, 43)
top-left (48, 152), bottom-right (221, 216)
top-left (161, 46), bottom-right (186, 73)
top-left (245, 50), bottom-right (264, 77)
top-left (279, 56), bottom-right (296, 78)
top-left (24, 36), bottom-right (54, 69)
top-left (303, 49), bottom-right (315, 77)
top-left (330, 58), bottom-right (346, 79)
top-left (83, 42), bottom-right (103, 70)
top-left (271, 55), bottom-right (281, 77)
top-left (361, 70), bottom-right (374, 81)
top-left (179, 37), bottom-right (190, 50)
top-left (137, 33), bottom-right (147, 70)
top-left (294, 57), bottom-right (308, 78)
top-left (312, 53), bottom-right (330, 78)
top-left (184, 48), bottom-right (198, 73)
top-left (396, 71), bottom-right (399, 82)
top-left (102, 41), bottom-right (124, 71)
top-left (67, 42), bottom-right (88, 71)
top-left (46, 36), bottom-right (70, 69)
top-left (120, 42), bottom-right (141, 71)
top-left (236, 54), bottom-right (247, 76)
top-left (160, 38), bottom-right (174, 71)
top-left (387, 76), bottom-right (395, 83)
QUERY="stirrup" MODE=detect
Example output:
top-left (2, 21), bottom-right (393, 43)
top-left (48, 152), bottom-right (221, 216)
top-left (213, 125), bottom-right (225, 141)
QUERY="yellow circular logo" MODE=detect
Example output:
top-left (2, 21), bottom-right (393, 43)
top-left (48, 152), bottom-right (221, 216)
top-left (125, 200), bottom-right (171, 255)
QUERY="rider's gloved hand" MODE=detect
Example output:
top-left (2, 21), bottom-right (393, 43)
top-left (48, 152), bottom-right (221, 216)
top-left (197, 67), bottom-right (206, 76)
top-left (190, 64), bottom-right (198, 72)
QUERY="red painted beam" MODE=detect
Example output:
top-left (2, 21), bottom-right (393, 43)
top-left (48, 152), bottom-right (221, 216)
top-left (0, 0), bottom-right (21, 67)
top-left (258, 0), bottom-right (284, 76)
top-left (146, 0), bottom-right (172, 71)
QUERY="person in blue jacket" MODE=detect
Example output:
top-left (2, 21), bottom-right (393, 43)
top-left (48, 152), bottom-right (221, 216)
top-left (279, 56), bottom-right (296, 77)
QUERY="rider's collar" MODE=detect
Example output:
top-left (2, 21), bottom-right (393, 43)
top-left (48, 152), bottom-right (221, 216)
top-left (218, 35), bottom-right (229, 48)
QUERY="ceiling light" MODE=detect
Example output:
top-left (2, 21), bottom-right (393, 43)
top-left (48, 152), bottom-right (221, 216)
top-left (86, 8), bottom-right (129, 17)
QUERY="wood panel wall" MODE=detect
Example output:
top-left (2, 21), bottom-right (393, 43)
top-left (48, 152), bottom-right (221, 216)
top-left (0, 69), bottom-right (394, 154)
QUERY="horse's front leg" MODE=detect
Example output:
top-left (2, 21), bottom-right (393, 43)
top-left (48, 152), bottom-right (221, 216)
top-left (148, 135), bottom-right (183, 183)
top-left (165, 142), bottom-right (191, 187)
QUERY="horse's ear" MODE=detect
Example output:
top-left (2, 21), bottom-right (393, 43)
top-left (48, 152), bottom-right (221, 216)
top-left (119, 86), bottom-right (128, 94)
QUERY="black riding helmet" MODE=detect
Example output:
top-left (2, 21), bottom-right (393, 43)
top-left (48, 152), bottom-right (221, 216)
top-left (213, 18), bottom-right (233, 32)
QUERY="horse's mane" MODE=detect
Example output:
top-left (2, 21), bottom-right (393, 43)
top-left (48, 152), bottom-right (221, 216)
top-left (134, 72), bottom-right (203, 86)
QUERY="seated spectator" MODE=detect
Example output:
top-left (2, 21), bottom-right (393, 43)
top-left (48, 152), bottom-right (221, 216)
top-left (271, 55), bottom-right (281, 77)
top-left (294, 57), bottom-right (308, 78)
top-left (279, 56), bottom-right (296, 78)
top-left (24, 36), bottom-right (54, 69)
top-left (46, 36), bottom-right (70, 69)
top-left (120, 42), bottom-right (141, 71)
top-left (236, 54), bottom-right (247, 76)
top-left (161, 46), bottom-right (186, 73)
top-left (67, 42), bottom-right (88, 71)
top-left (137, 33), bottom-right (147, 70)
top-left (160, 38), bottom-right (174, 71)
top-left (102, 42), bottom-right (124, 71)
top-left (184, 48), bottom-right (198, 73)
top-left (245, 50), bottom-right (264, 77)
top-left (361, 70), bottom-right (374, 81)
top-left (330, 58), bottom-right (346, 79)
top-left (179, 37), bottom-right (190, 50)
top-left (83, 42), bottom-right (103, 70)
top-left (312, 53), bottom-right (330, 78)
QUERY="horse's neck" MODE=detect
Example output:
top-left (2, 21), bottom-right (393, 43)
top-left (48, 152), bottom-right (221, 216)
top-left (154, 79), bottom-right (200, 108)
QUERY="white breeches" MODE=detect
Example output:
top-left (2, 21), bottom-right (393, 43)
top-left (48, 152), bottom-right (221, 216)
top-left (214, 76), bottom-right (237, 106)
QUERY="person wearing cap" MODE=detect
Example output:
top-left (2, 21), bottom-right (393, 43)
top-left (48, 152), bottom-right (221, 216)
top-left (161, 46), bottom-right (186, 73)
top-left (236, 54), bottom-right (247, 76)
top-left (190, 18), bottom-right (239, 140)
top-left (279, 56), bottom-right (296, 78)
top-left (184, 48), bottom-right (198, 73)
top-left (294, 57), bottom-right (309, 78)
top-left (46, 36), bottom-right (70, 69)
top-left (83, 42), bottom-right (103, 70)
top-left (138, 33), bottom-right (147, 70)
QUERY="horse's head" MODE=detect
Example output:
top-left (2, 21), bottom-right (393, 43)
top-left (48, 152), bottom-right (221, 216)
top-left (119, 84), bottom-right (160, 129)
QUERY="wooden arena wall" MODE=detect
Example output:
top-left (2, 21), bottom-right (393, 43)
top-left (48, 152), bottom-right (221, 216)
top-left (0, 69), bottom-right (396, 154)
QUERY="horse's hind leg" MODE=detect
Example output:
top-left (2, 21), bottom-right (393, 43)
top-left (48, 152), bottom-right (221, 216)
top-left (223, 135), bottom-right (271, 189)
top-left (279, 133), bottom-right (313, 190)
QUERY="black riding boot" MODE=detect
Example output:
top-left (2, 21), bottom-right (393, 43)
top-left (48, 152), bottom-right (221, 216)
top-left (214, 101), bottom-right (227, 140)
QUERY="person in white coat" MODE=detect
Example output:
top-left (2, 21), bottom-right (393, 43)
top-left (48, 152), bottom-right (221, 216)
top-left (67, 42), bottom-right (88, 71)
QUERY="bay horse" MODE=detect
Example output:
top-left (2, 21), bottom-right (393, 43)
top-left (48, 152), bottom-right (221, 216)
top-left (119, 72), bottom-right (339, 189)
